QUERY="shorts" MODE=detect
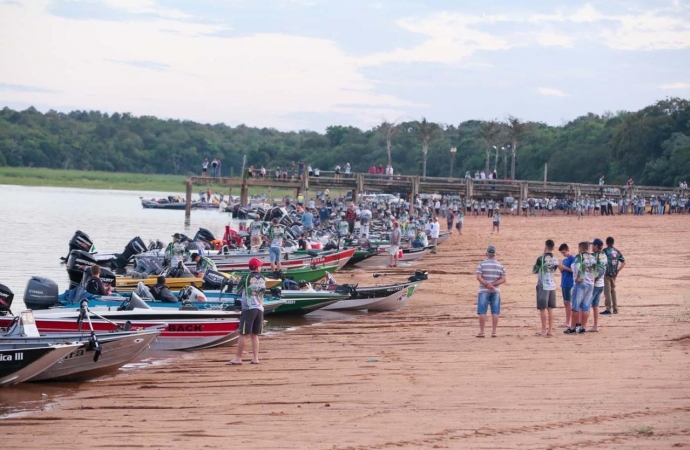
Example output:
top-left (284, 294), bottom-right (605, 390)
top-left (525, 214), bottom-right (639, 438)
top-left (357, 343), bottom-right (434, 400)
top-left (591, 286), bottom-right (604, 307)
top-left (477, 291), bottom-right (501, 315)
top-left (455, 222), bottom-right (463, 229)
top-left (561, 286), bottom-right (572, 303)
top-left (250, 235), bottom-right (262, 248)
top-left (466, 207), bottom-right (471, 212)
top-left (269, 246), bottom-right (281, 262)
top-left (388, 245), bottom-right (399, 256)
top-left (239, 309), bottom-right (264, 335)
top-left (571, 283), bottom-right (594, 312)
top-left (536, 285), bottom-right (557, 310)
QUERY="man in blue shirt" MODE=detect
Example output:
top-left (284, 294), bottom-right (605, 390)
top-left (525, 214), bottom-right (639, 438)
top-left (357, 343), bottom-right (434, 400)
top-left (302, 208), bottom-right (314, 233)
top-left (319, 205), bottom-right (329, 228)
top-left (558, 243), bottom-right (575, 329)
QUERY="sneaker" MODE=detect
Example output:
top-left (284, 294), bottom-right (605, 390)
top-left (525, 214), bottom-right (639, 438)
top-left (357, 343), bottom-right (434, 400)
top-left (578, 328), bottom-right (587, 334)
top-left (600, 310), bottom-right (612, 315)
top-left (575, 323), bottom-right (582, 333)
top-left (564, 328), bottom-right (577, 334)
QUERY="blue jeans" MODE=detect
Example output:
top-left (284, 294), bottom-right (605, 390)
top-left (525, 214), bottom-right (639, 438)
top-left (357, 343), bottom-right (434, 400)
top-left (561, 286), bottom-right (572, 303)
top-left (591, 286), bottom-right (604, 307)
top-left (477, 292), bottom-right (501, 315)
top-left (572, 283), bottom-right (594, 312)
top-left (269, 246), bottom-right (281, 263)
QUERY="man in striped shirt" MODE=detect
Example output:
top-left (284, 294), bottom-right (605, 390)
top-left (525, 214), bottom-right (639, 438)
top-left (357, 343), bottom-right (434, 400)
top-left (475, 245), bottom-right (507, 338)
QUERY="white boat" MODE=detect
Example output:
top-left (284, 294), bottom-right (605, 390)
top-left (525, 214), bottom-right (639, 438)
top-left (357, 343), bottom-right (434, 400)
top-left (321, 280), bottom-right (422, 312)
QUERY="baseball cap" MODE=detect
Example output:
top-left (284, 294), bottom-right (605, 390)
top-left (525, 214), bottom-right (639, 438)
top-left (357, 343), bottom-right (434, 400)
top-left (248, 258), bottom-right (262, 270)
top-left (591, 238), bottom-right (604, 247)
top-left (486, 245), bottom-right (496, 255)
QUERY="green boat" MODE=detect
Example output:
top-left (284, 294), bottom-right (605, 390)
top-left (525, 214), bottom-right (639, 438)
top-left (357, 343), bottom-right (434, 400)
top-left (230, 264), bottom-right (339, 284)
top-left (292, 247), bottom-right (379, 266)
top-left (271, 291), bottom-right (351, 315)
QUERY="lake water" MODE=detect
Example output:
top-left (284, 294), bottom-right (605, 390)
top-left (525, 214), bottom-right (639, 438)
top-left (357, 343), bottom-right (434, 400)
top-left (0, 184), bottom-right (235, 310)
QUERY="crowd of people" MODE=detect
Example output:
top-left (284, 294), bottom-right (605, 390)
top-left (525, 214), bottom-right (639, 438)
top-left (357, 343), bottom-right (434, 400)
top-left (475, 237), bottom-right (626, 338)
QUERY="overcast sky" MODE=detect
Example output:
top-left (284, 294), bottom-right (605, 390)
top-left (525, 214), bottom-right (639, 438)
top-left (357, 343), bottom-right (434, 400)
top-left (1, 0), bottom-right (689, 131)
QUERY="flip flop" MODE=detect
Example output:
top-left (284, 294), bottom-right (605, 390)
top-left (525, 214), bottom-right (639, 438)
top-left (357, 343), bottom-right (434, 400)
top-left (476, 334), bottom-right (485, 338)
top-left (491, 333), bottom-right (497, 338)
top-left (226, 361), bottom-right (243, 365)
top-left (250, 361), bottom-right (260, 365)
top-left (588, 328), bottom-right (600, 332)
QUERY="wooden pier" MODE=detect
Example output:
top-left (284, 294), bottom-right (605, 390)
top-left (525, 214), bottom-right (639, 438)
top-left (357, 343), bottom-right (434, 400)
top-left (184, 173), bottom-right (681, 218)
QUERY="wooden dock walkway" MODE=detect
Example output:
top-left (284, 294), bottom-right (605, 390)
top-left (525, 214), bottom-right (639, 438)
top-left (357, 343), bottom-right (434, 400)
top-left (182, 172), bottom-right (681, 217)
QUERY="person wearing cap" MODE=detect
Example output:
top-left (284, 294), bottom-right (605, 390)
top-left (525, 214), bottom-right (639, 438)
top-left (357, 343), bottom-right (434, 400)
top-left (388, 221), bottom-right (401, 267)
top-left (475, 245), bottom-right (506, 338)
top-left (164, 233), bottom-right (190, 267)
top-left (150, 276), bottom-right (177, 303)
top-left (429, 216), bottom-right (440, 254)
top-left (268, 218), bottom-right (284, 272)
top-left (228, 258), bottom-right (265, 365)
top-left (532, 239), bottom-right (559, 337)
top-left (602, 236), bottom-right (626, 315)
top-left (589, 238), bottom-right (607, 331)
top-left (190, 252), bottom-right (217, 277)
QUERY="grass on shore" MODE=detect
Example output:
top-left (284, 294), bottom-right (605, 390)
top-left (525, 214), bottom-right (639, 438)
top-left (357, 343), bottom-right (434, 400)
top-left (0, 166), bottom-right (297, 197)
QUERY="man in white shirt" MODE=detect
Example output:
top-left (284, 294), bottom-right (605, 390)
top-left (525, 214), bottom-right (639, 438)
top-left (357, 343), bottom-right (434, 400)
top-left (429, 216), bottom-right (440, 254)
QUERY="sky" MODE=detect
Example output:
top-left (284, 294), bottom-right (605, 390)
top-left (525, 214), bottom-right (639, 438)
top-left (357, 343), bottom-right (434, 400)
top-left (1, 0), bottom-right (689, 131)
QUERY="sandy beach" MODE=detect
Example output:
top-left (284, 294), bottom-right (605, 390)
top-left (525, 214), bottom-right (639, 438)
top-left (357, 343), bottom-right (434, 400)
top-left (3, 214), bottom-right (690, 449)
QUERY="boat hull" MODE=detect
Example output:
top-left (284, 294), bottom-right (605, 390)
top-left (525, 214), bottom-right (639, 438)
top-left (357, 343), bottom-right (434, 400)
top-left (322, 281), bottom-right (421, 312)
top-left (0, 344), bottom-right (81, 386)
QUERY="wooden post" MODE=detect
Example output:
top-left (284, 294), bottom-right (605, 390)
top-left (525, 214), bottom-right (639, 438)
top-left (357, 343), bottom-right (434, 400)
top-left (240, 179), bottom-right (249, 206)
top-left (466, 178), bottom-right (474, 199)
top-left (185, 179), bottom-right (192, 220)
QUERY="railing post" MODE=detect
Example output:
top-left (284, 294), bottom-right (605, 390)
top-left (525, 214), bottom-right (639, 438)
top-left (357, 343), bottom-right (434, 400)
top-left (185, 178), bottom-right (192, 220)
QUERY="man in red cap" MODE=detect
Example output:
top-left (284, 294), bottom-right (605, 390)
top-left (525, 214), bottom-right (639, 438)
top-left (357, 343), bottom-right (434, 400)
top-left (228, 257), bottom-right (265, 365)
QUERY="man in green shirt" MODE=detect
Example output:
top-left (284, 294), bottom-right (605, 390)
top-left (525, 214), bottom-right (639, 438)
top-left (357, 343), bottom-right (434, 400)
top-left (602, 236), bottom-right (626, 315)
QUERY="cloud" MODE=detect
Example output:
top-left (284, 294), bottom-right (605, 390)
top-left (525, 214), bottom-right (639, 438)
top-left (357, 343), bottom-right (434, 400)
top-left (0, 83), bottom-right (57, 93)
top-left (658, 82), bottom-right (689, 90)
top-left (106, 59), bottom-right (171, 71)
top-left (537, 87), bottom-right (569, 97)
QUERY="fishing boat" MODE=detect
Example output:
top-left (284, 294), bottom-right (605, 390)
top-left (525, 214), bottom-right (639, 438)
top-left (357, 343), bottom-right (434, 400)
top-left (352, 247), bottom-right (431, 269)
top-left (321, 279), bottom-right (423, 312)
top-left (0, 342), bottom-right (82, 386)
top-left (0, 310), bottom-right (161, 382)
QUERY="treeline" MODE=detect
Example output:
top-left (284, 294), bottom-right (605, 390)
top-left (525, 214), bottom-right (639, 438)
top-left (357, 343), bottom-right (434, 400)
top-left (0, 98), bottom-right (689, 186)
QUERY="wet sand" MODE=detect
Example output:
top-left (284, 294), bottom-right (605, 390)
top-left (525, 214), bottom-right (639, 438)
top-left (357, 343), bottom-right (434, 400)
top-left (4, 214), bottom-right (690, 449)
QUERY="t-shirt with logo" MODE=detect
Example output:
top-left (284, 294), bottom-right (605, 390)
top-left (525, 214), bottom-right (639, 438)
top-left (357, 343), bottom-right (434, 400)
top-left (560, 255), bottom-right (576, 288)
top-left (250, 222), bottom-right (263, 237)
top-left (574, 253), bottom-right (596, 285)
top-left (241, 273), bottom-right (265, 311)
top-left (603, 247), bottom-right (625, 276)
top-left (533, 252), bottom-right (559, 291)
top-left (269, 225), bottom-right (284, 248)
top-left (338, 220), bottom-right (349, 236)
top-left (591, 251), bottom-right (607, 287)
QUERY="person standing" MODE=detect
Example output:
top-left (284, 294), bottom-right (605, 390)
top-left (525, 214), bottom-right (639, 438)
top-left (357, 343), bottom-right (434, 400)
top-left (211, 158), bottom-right (219, 178)
top-left (228, 258), bottom-right (265, 365)
top-left (359, 205), bottom-right (372, 237)
top-left (589, 238), bottom-right (607, 331)
top-left (249, 220), bottom-right (263, 251)
top-left (446, 209), bottom-right (455, 232)
top-left (455, 208), bottom-right (464, 235)
top-left (558, 243), bottom-right (575, 328)
top-left (602, 236), bottom-right (626, 315)
top-left (565, 242), bottom-right (595, 334)
top-left (345, 203), bottom-right (357, 234)
top-left (475, 245), bottom-right (507, 338)
top-left (202, 158), bottom-right (209, 177)
top-left (532, 240), bottom-right (559, 337)
top-left (492, 210), bottom-right (500, 234)
top-left (429, 216), bottom-right (440, 254)
top-left (302, 208), bottom-right (314, 233)
top-left (268, 218), bottom-right (284, 272)
top-left (388, 221), bottom-right (401, 267)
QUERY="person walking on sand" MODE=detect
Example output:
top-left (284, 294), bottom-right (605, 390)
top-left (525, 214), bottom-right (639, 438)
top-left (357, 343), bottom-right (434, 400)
top-left (602, 236), bottom-right (626, 315)
top-left (491, 210), bottom-right (500, 234)
top-left (446, 209), bottom-right (455, 232)
top-left (589, 238), bottom-right (607, 331)
top-left (475, 245), bottom-right (506, 338)
top-left (565, 242), bottom-right (595, 334)
top-left (388, 221), bottom-right (401, 267)
top-left (228, 258), bottom-right (265, 365)
top-left (558, 243), bottom-right (575, 328)
top-left (455, 209), bottom-right (464, 235)
top-left (532, 239), bottom-right (559, 337)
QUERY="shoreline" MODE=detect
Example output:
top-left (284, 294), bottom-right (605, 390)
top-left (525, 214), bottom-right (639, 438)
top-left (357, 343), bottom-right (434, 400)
top-left (2, 215), bottom-right (690, 449)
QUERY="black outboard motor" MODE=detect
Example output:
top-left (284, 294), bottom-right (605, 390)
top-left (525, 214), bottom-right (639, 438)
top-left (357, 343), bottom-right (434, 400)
top-left (66, 250), bottom-right (98, 286)
top-left (0, 283), bottom-right (14, 316)
top-left (114, 236), bottom-right (146, 272)
top-left (62, 230), bottom-right (94, 262)
top-left (23, 277), bottom-right (58, 310)
top-left (202, 270), bottom-right (231, 291)
top-left (194, 228), bottom-right (215, 243)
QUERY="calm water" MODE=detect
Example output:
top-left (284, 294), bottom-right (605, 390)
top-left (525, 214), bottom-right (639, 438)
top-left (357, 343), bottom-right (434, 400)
top-left (0, 184), bottom-right (233, 311)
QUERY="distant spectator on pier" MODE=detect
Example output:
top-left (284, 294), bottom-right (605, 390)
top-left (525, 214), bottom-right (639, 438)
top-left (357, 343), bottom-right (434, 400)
top-left (211, 158), bottom-right (219, 177)
top-left (201, 158), bottom-right (208, 177)
top-left (345, 163), bottom-right (351, 176)
top-left (369, 165), bottom-right (377, 175)
top-left (378, 164), bottom-right (384, 175)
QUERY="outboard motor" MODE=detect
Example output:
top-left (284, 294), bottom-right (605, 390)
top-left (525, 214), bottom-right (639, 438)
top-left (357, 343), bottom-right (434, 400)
top-left (178, 285), bottom-right (207, 303)
top-left (202, 270), bottom-right (231, 290)
top-left (0, 283), bottom-right (14, 316)
top-left (63, 230), bottom-right (94, 261)
top-left (114, 236), bottom-right (146, 272)
top-left (193, 228), bottom-right (215, 243)
top-left (66, 250), bottom-right (98, 286)
top-left (22, 277), bottom-right (59, 310)
top-left (408, 270), bottom-right (429, 282)
top-left (132, 255), bottom-right (163, 277)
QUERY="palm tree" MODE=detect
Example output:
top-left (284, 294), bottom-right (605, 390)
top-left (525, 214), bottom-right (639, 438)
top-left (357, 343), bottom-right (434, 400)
top-left (479, 120), bottom-right (500, 176)
top-left (411, 118), bottom-right (440, 179)
top-left (504, 116), bottom-right (529, 180)
top-left (376, 120), bottom-right (400, 169)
